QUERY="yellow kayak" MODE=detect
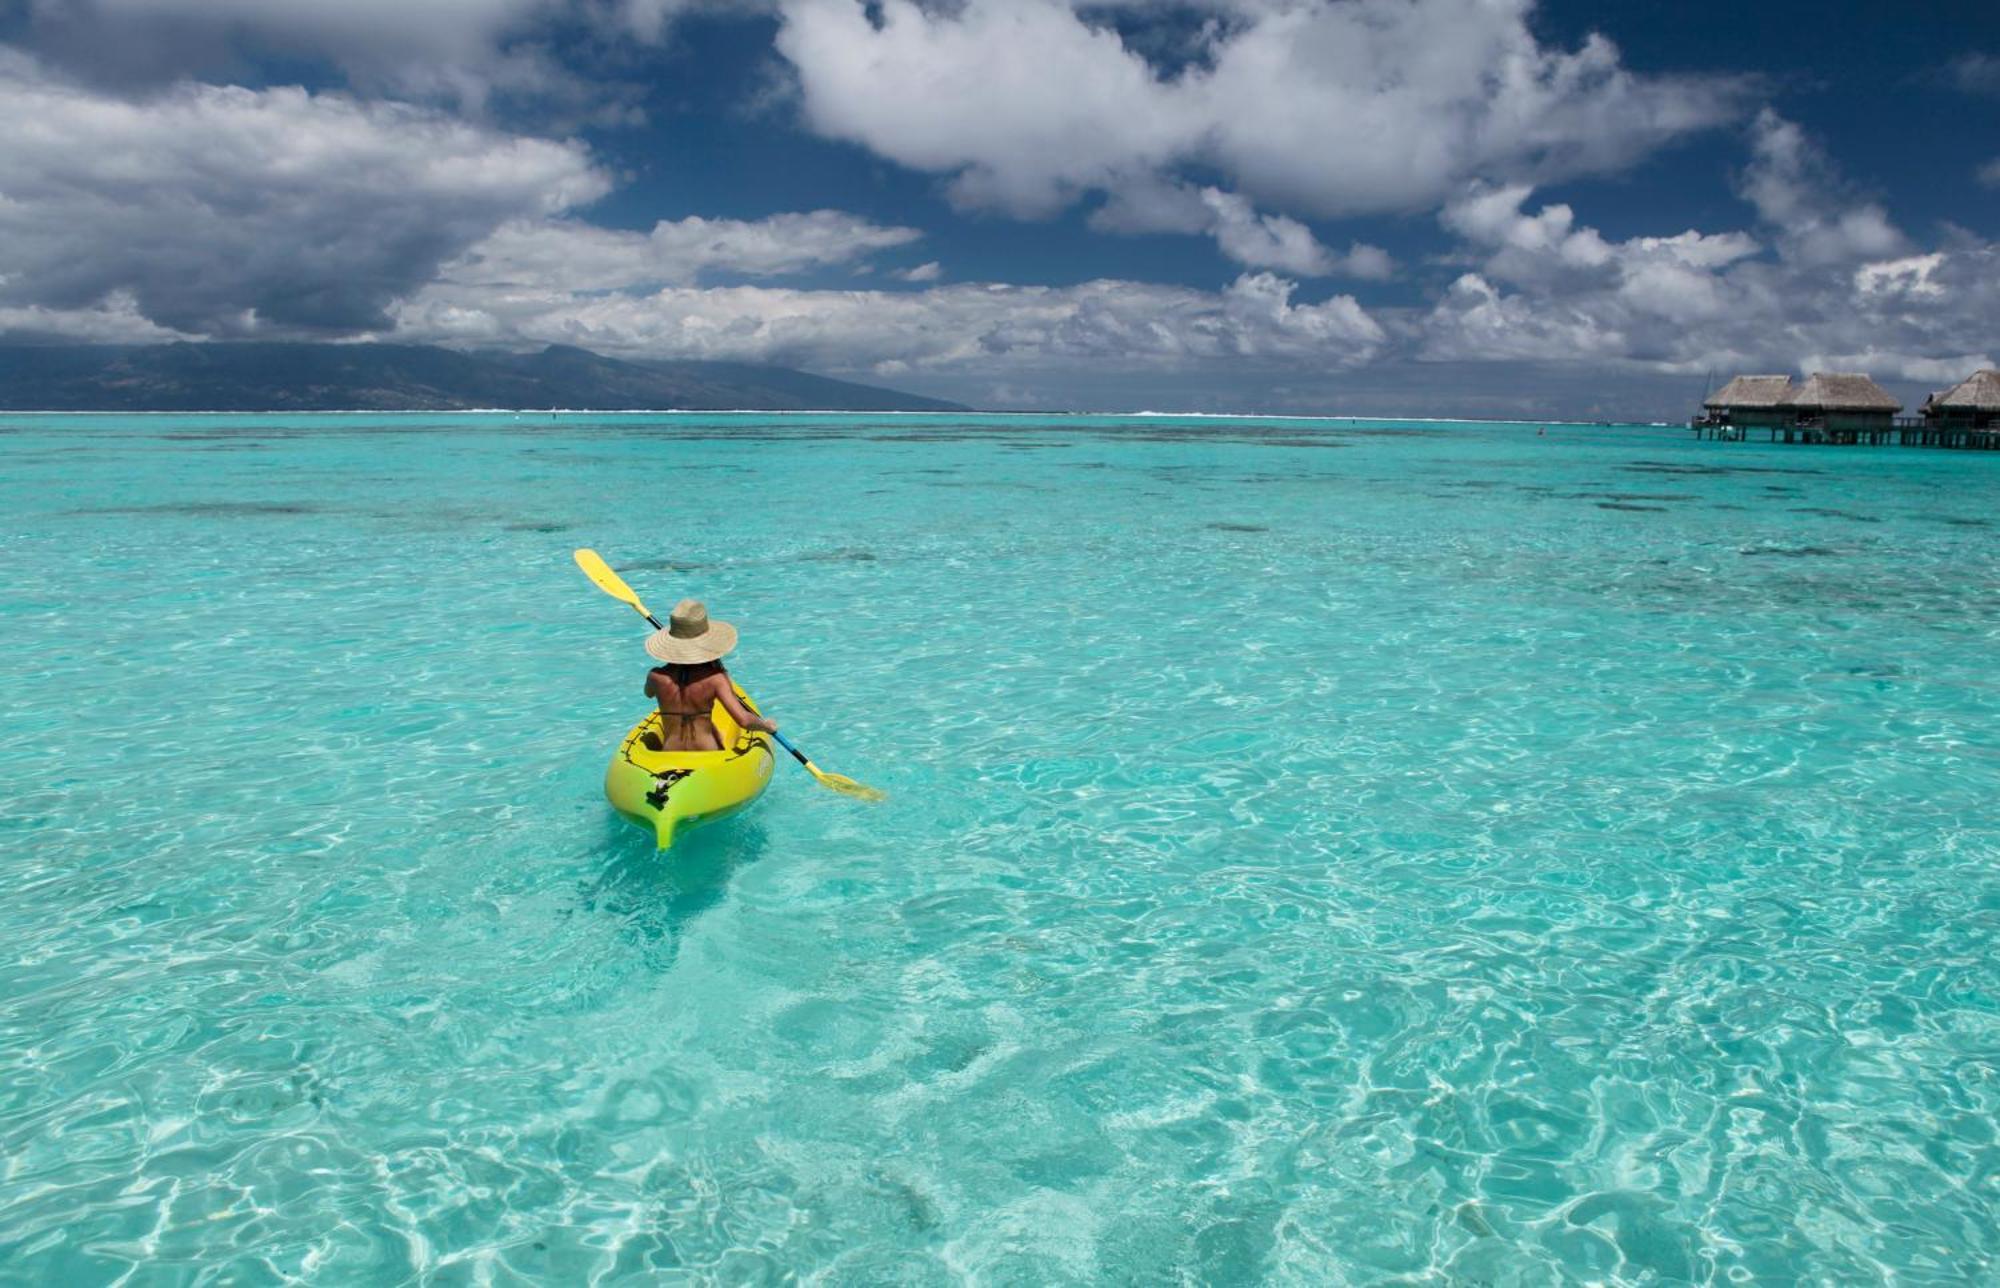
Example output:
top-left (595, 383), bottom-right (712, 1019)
top-left (604, 685), bottom-right (776, 849)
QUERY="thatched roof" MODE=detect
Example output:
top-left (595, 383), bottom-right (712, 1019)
top-left (1790, 372), bottom-right (1900, 413)
top-left (1704, 375), bottom-right (1795, 409)
top-left (1934, 369), bottom-right (2000, 411)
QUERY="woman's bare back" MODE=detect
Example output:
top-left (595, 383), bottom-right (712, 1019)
top-left (643, 662), bottom-right (775, 751)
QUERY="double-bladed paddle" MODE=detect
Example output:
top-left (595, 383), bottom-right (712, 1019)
top-left (572, 548), bottom-right (884, 802)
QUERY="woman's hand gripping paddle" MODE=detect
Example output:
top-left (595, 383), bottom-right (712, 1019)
top-left (573, 549), bottom-right (884, 802)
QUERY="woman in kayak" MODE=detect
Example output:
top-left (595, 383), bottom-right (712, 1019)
top-left (642, 598), bottom-right (778, 751)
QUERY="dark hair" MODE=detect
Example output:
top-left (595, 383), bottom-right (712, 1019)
top-left (664, 660), bottom-right (725, 687)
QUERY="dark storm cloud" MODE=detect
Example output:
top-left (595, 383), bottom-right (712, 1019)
top-left (13, 0), bottom-right (580, 104)
top-left (5, 0), bottom-right (762, 107)
top-left (0, 50), bottom-right (608, 335)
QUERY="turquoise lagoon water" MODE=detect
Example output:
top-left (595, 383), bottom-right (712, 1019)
top-left (2, 411), bottom-right (1998, 1284)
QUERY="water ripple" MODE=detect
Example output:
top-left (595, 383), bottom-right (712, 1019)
top-left (2, 413), bottom-right (1998, 1280)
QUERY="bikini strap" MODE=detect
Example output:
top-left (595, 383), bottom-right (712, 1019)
top-left (653, 666), bottom-right (709, 726)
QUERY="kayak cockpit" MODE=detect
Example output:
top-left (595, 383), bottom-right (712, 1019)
top-left (604, 686), bottom-right (775, 849)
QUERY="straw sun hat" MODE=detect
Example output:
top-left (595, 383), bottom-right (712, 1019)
top-left (644, 599), bottom-right (738, 664)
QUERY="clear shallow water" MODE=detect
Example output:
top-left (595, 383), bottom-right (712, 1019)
top-left (2, 410), bottom-right (1998, 1284)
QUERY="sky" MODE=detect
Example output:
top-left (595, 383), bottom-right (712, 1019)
top-left (0, 0), bottom-right (1995, 418)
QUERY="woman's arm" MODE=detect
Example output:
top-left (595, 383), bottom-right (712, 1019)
top-left (714, 678), bottom-right (777, 733)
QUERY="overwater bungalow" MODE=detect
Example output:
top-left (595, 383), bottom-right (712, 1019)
top-left (1786, 372), bottom-right (1901, 430)
top-left (1693, 370), bottom-right (1922, 445)
top-left (1692, 368), bottom-right (2000, 448)
top-left (1922, 369), bottom-right (2000, 430)
top-left (1700, 375), bottom-right (1796, 429)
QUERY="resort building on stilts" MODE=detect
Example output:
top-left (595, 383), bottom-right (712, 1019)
top-left (1699, 375), bottom-right (1797, 431)
top-left (1694, 367), bottom-right (2000, 449)
top-left (1786, 373), bottom-right (1901, 432)
top-left (1920, 370), bottom-right (2000, 431)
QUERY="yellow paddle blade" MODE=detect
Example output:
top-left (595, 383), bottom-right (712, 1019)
top-left (573, 548), bottom-right (653, 621)
top-left (809, 766), bottom-right (886, 802)
top-left (772, 729), bottom-right (882, 802)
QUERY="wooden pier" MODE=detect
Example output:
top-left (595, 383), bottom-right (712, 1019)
top-left (1691, 418), bottom-right (2000, 450)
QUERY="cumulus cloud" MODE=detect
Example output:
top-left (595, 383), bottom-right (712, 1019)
top-left (1441, 183), bottom-right (1614, 280)
top-left (388, 270), bottom-right (1386, 376)
top-left (1854, 253), bottom-right (1944, 300)
top-left (1196, 188), bottom-right (1395, 278)
top-left (1979, 158), bottom-right (2000, 188)
top-left (1441, 182), bottom-right (1756, 297)
top-left (775, 0), bottom-right (1743, 221)
top-left (1418, 116), bottom-right (1999, 384)
top-left (1089, 180), bottom-right (1393, 277)
top-left (0, 50), bottom-right (608, 335)
top-left (439, 212), bottom-right (923, 292)
top-left (1199, 188), bottom-right (1334, 276)
top-left (1420, 273), bottom-right (1630, 363)
top-left (777, 0), bottom-right (1182, 218)
top-left (1738, 109), bottom-right (1903, 265)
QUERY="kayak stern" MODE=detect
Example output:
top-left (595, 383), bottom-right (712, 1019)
top-left (604, 687), bottom-right (775, 849)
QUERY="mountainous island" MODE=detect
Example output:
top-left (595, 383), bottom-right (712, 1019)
top-left (0, 342), bottom-right (967, 413)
